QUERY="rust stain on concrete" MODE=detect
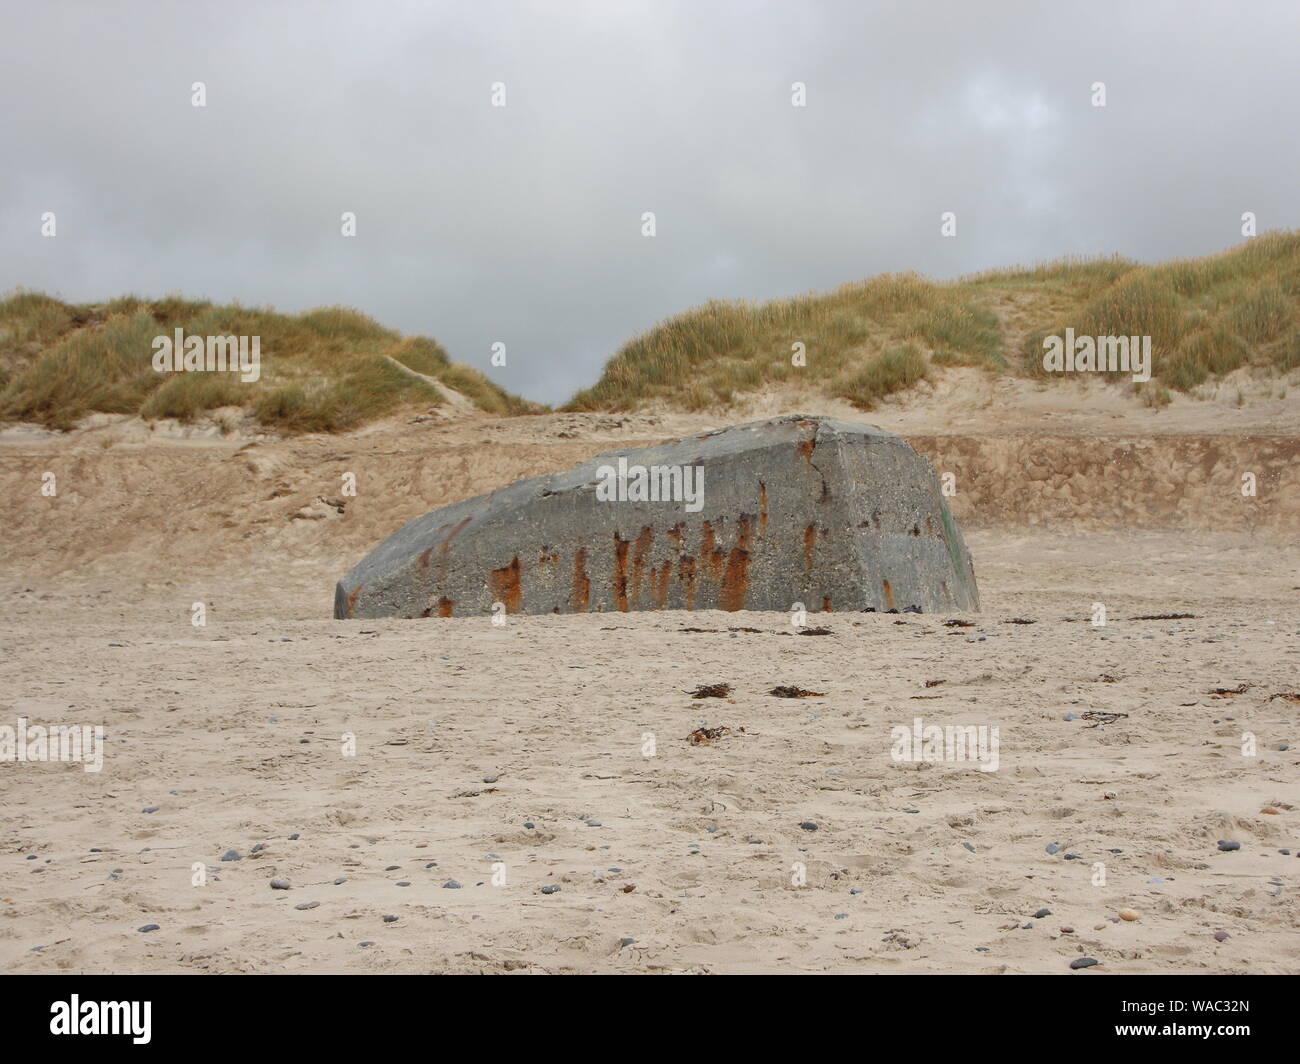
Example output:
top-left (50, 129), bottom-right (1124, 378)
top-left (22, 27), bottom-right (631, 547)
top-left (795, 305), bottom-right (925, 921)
top-left (489, 557), bottom-right (523, 613)
top-left (720, 514), bottom-right (755, 611)
top-left (573, 547), bottom-right (591, 612)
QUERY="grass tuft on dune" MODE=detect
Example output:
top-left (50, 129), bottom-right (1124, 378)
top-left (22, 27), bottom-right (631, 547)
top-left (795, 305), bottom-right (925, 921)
top-left (0, 294), bottom-right (542, 432)
top-left (5, 234), bottom-right (1296, 431)
top-left (566, 232), bottom-right (1300, 412)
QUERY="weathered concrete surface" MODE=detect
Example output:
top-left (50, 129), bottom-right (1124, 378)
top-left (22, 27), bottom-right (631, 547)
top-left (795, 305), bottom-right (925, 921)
top-left (334, 415), bottom-right (979, 618)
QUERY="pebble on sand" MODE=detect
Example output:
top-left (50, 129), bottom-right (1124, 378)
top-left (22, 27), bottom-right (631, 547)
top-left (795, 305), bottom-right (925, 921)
top-left (1033, 908), bottom-right (1051, 918)
top-left (1217, 840), bottom-right (1241, 851)
top-left (1119, 909), bottom-right (1140, 921)
top-left (799, 821), bottom-right (819, 832)
top-left (138, 924), bottom-right (160, 932)
top-left (1214, 931), bottom-right (1230, 942)
top-left (294, 901), bottom-right (319, 910)
top-left (270, 877), bottom-right (291, 890)
top-left (443, 880), bottom-right (462, 889)
top-left (220, 849), bottom-right (242, 862)
top-left (383, 914), bottom-right (398, 923)
top-left (540, 884), bottom-right (561, 894)
top-left (1069, 957), bottom-right (1099, 970)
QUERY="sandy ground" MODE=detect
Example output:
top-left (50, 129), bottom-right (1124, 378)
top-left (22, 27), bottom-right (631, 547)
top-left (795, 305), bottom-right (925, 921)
top-left (1, 383), bottom-right (1297, 974)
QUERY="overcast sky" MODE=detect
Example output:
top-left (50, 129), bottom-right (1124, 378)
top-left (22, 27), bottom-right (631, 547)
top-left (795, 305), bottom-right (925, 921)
top-left (2, 1), bottom-right (1297, 403)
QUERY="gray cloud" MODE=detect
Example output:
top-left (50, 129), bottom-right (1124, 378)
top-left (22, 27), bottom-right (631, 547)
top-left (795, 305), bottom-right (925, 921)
top-left (2, 0), bottom-right (1297, 403)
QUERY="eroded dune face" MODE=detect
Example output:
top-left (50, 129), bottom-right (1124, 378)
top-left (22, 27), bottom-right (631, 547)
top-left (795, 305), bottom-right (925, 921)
top-left (334, 415), bottom-right (979, 620)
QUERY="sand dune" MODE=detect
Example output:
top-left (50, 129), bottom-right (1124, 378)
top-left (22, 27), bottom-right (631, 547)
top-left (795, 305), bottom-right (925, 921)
top-left (1, 390), bottom-right (1296, 974)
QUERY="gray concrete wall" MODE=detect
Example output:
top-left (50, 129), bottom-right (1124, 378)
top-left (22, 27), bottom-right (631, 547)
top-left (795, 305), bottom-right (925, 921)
top-left (334, 415), bottom-right (979, 618)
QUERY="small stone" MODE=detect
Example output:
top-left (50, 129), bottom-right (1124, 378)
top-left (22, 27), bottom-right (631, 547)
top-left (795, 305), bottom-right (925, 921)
top-left (1045, 843), bottom-right (1060, 855)
top-left (288, 833), bottom-right (300, 840)
top-left (383, 914), bottom-right (398, 923)
top-left (385, 865), bottom-right (400, 871)
top-left (294, 901), bottom-right (319, 910)
top-left (270, 877), bottom-right (290, 890)
top-left (443, 880), bottom-right (461, 889)
top-left (618, 937), bottom-right (636, 947)
top-left (799, 821), bottom-right (818, 832)
top-left (1119, 909), bottom-right (1140, 921)
top-left (397, 881), bottom-right (411, 887)
top-left (425, 862), bottom-right (437, 869)
top-left (1060, 926), bottom-right (1074, 934)
top-left (1033, 908), bottom-right (1051, 919)
top-left (524, 823), bottom-right (535, 829)
top-left (1280, 849), bottom-right (1292, 855)
top-left (141, 806), bottom-right (159, 814)
top-left (540, 884), bottom-right (561, 894)
top-left (138, 923), bottom-right (160, 933)
top-left (834, 913), bottom-right (848, 920)
top-left (220, 849), bottom-right (242, 862)
top-left (962, 842), bottom-right (976, 852)
top-left (585, 820), bottom-right (602, 827)
top-left (1070, 957), bottom-right (1099, 970)
top-left (25, 855), bottom-right (37, 860)
top-left (1217, 840), bottom-right (1241, 851)
top-left (483, 776), bottom-right (498, 784)
top-left (251, 843), bottom-right (266, 853)
top-left (334, 877), bottom-right (347, 885)
top-left (359, 940), bottom-right (375, 947)
top-left (1214, 931), bottom-right (1229, 942)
